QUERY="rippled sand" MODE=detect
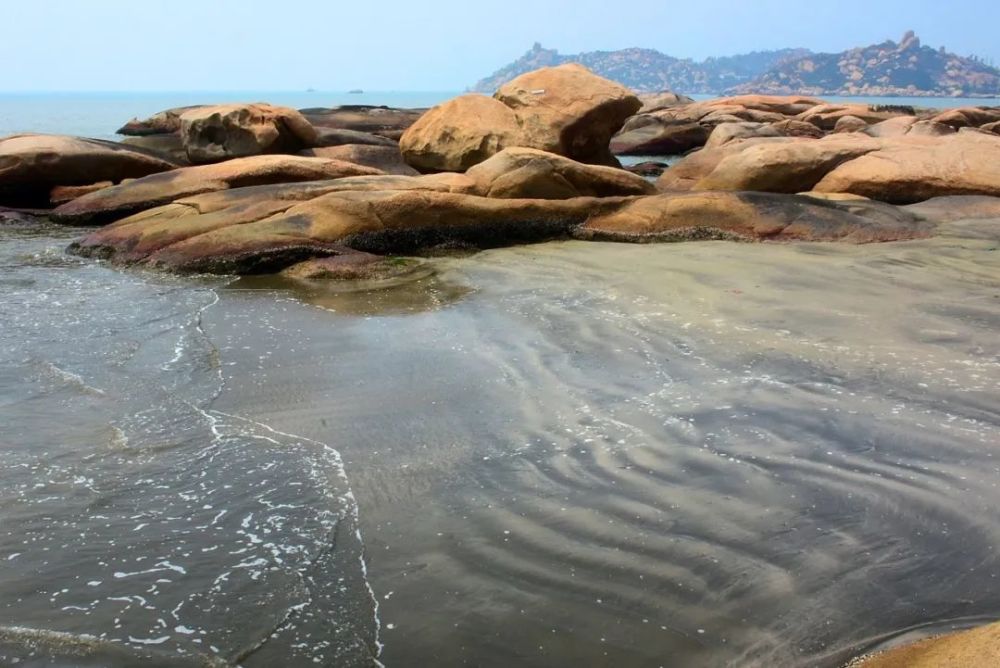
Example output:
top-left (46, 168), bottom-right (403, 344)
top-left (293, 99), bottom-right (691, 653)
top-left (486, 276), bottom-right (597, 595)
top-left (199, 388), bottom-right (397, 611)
top-left (208, 226), bottom-right (1000, 666)
top-left (2, 218), bottom-right (998, 666)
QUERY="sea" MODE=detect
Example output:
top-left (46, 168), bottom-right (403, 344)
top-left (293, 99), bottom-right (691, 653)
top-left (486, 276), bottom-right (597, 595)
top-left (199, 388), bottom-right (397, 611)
top-left (0, 91), bottom-right (998, 141)
top-left (1, 93), bottom-right (999, 667)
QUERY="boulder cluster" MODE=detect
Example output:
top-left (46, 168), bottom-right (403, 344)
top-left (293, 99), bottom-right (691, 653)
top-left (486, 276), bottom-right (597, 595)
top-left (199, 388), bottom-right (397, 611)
top-left (1, 63), bottom-right (999, 277)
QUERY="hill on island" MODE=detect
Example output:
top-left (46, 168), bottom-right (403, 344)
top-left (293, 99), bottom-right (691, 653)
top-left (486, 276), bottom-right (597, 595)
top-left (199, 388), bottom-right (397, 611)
top-left (473, 43), bottom-right (810, 94)
top-left (729, 31), bottom-right (1000, 97)
top-left (473, 32), bottom-right (1000, 97)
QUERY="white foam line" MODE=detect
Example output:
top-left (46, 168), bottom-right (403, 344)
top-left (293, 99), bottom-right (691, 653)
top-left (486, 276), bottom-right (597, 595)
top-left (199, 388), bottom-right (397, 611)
top-left (207, 407), bottom-right (385, 662)
top-left (172, 287), bottom-right (384, 663)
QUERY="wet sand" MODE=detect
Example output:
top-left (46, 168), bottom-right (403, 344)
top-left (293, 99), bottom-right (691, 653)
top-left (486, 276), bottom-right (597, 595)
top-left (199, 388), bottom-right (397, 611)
top-left (204, 226), bottom-right (1000, 666)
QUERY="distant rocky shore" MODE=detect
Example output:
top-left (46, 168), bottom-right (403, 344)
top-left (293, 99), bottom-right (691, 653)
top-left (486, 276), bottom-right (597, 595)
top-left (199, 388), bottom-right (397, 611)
top-left (1, 62), bottom-right (999, 663)
top-left (474, 32), bottom-right (1000, 97)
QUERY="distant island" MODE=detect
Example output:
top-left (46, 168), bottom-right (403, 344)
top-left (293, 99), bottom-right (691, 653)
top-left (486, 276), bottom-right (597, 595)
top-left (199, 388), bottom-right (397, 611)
top-left (474, 32), bottom-right (1000, 97)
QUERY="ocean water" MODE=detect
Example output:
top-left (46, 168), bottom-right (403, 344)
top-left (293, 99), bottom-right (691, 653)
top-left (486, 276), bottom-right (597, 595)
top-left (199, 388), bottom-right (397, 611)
top-left (0, 92), bottom-right (458, 141)
top-left (1, 91), bottom-right (996, 141)
top-left (2, 217), bottom-right (999, 666)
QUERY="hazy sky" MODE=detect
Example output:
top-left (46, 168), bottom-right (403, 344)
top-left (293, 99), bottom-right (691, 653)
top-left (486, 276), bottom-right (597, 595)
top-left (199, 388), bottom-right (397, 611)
top-left (3, 0), bottom-right (998, 91)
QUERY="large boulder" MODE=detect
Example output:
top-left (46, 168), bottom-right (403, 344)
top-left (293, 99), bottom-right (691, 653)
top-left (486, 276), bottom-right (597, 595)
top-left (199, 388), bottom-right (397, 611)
top-left (0, 134), bottom-right (178, 206)
top-left (464, 147), bottom-right (655, 199)
top-left (656, 138), bottom-right (796, 191)
top-left (51, 155), bottom-right (382, 224)
top-left (575, 191), bottom-right (930, 243)
top-left (852, 621), bottom-right (1000, 668)
top-left (179, 103), bottom-right (319, 164)
top-left (813, 132), bottom-right (1000, 203)
top-left (694, 134), bottom-right (882, 193)
top-left (495, 64), bottom-right (641, 166)
top-left (401, 64), bottom-right (641, 171)
top-left (398, 95), bottom-right (522, 173)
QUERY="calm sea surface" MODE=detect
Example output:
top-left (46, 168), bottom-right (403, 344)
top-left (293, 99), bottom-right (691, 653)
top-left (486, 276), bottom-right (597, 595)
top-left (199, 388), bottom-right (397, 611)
top-left (0, 91), bottom-right (996, 140)
top-left (1, 92), bottom-right (999, 667)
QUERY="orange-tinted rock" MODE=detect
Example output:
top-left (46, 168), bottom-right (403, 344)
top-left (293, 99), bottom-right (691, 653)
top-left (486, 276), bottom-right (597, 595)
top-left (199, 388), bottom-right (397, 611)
top-left (851, 621), bottom-right (1000, 668)
top-left (0, 134), bottom-right (178, 206)
top-left (814, 132), bottom-right (1000, 203)
top-left (611, 122), bottom-right (711, 155)
top-left (834, 115), bottom-right (869, 133)
top-left (797, 103), bottom-right (911, 130)
top-left (116, 106), bottom-right (204, 136)
top-left (575, 191), bottom-right (928, 243)
top-left (399, 95), bottom-right (522, 173)
top-left (299, 144), bottom-right (418, 176)
top-left (495, 64), bottom-right (640, 166)
top-left (931, 107), bottom-right (1000, 129)
top-left (655, 138), bottom-right (795, 191)
top-left (50, 182), bottom-right (114, 206)
top-left (52, 155), bottom-right (382, 224)
top-left (695, 134), bottom-right (881, 193)
top-left (465, 147), bottom-right (655, 199)
top-left (180, 103), bottom-right (319, 164)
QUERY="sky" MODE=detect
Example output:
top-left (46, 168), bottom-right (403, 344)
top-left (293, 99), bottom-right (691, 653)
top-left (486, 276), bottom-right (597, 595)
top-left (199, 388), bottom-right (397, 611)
top-left (2, 0), bottom-right (998, 91)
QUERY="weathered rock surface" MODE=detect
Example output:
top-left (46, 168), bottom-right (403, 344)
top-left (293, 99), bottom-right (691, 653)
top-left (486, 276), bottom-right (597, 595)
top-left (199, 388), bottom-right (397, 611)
top-left (851, 621), bottom-right (1000, 668)
top-left (610, 95), bottom-right (867, 156)
top-left (398, 95), bottom-right (522, 173)
top-left (638, 91), bottom-right (696, 113)
top-left (813, 132), bottom-right (1000, 203)
top-left (576, 191), bottom-right (929, 243)
top-left (611, 122), bottom-right (711, 155)
top-left (281, 252), bottom-right (421, 280)
top-left (50, 182), bottom-right (114, 206)
top-left (51, 155), bottom-right (382, 224)
top-left (796, 103), bottom-right (911, 130)
top-left (904, 195), bottom-right (1000, 223)
top-left (495, 64), bottom-right (641, 166)
top-left (834, 115), bottom-right (869, 133)
top-left (465, 147), bottom-right (655, 199)
top-left (402, 64), bottom-right (640, 171)
top-left (694, 134), bottom-right (882, 193)
top-left (930, 107), bottom-right (1000, 129)
top-left (0, 134), bottom-right (178, 206)
top-left (704, 122), bottom-right (781, 149)
top-left (656, 137), bottom-right (795, 191)
top-left (180, 103), bottom-right (319, 164)
top-left (298, 144), bottom-right (418, 176)
top-left (116, 106), bottom-right (205, 136)
top-left (658, 128), bottom-right (1000, 204)
top-left (312, 127), bottom-right (398, 148)
top-left (300, 105), bottom-right (425, 138)
top-left (121, 134), bottom-right (189, 164)
top-left (68, 187), bottom-right (628, 273)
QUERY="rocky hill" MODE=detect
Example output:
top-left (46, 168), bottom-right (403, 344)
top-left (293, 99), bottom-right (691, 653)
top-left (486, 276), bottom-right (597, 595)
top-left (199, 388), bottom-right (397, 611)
top-left (472, 43), bottom-right (811, 94)
top-left (733, 32), bottom-right (1000, 97)
top-left (474, 33), bottom-right (1000, 97)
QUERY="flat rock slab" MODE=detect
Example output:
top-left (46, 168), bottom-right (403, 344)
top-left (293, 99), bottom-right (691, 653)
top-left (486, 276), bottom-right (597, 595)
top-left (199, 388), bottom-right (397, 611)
top-left (576, 191), bottom-right (932, 243)
top-left (52, 155), bottom-right (384, 225)
top-left (69, 181), bottom-right (933, 276)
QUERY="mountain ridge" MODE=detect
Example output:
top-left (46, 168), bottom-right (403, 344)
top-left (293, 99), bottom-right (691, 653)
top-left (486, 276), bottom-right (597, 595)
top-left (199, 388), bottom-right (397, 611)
top-left (473, 33), bottom-right (1000, 97)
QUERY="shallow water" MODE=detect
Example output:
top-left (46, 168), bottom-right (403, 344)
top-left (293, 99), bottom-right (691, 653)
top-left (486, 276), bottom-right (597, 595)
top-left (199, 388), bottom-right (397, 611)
top-left (1, 221), bottom-right (999, 667)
